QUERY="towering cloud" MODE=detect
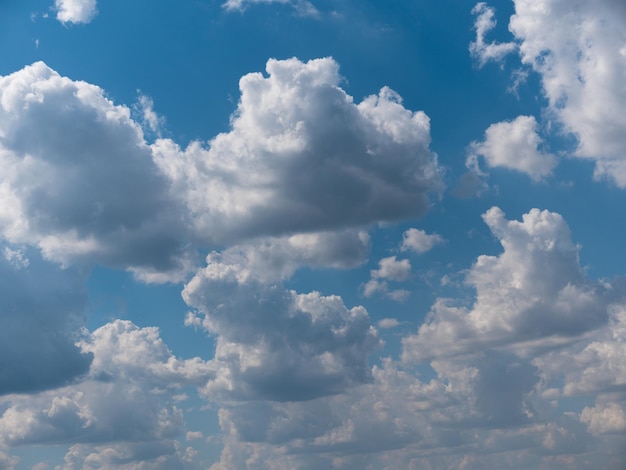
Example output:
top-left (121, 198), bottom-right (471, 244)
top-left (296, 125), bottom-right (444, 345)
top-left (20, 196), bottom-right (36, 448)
top-left (153, 57), bottom-right (442, 243)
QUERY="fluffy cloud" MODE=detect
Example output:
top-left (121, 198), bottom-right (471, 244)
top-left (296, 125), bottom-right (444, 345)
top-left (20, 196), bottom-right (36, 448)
top-left (54, 0), bottom-right (98, 24)
top-left (183, 247), bottom-right (380, 402)
top-left (533, 305), bottom-right (626, 398)
top-left (509, 0), bottom-right (626, 186)
top-left (207, 354), bottom-right (618, 469)
top-left (403, 207), bottom-right (612, 363)
top-left (468, 115), bottom-right (557, 180)
top-left (470, 3), bottom-right (517, 66)
top-left (0, 62), bottom-right (191, 281)
top-left (152, 57), bottom-right (442, 244)
top-left (363, 256), bottom-right (411, 300)
top-left (222, 0), bottom-right (318, 17)
top-left (0, 248), bottom-right (91, 395)
top-left (400, 228), bottom-right (444, 253)
top-left (199, 229), bottom-right (370, 284)
top-left (580, 402), bottom-right (626, 435)
top-left (0, 320), bottom-right (212, 468)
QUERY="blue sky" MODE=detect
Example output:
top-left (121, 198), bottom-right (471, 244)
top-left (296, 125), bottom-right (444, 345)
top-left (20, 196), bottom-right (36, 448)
top-left (1, 0), bottom-right (626, 468)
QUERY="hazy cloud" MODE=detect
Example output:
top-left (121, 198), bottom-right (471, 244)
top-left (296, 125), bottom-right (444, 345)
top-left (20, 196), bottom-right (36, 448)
top-left (470, 3), bottom-right (517, 66)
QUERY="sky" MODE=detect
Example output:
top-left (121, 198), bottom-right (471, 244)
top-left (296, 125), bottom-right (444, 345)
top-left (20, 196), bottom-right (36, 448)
top-left (0, 0), bottom-right (625, 468)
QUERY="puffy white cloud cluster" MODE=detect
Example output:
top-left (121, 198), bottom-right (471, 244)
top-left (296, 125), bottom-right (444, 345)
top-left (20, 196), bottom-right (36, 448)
top-left (363, 256), bottom-right (411, 301)
top-left (0, 62), bottom-right (191, 281)
top-left (400, 228), bottom-right (444, 254)
top-left (0, 57), bottom-right (444, 467)
top-left (54, 0), bottom-right (98, 24)
top-left (403, 207), bottom-right (612, 362)
top-left (183, 245), bottom-right (381, 402)
top-left (0, 59), bottom-right (440, 282)
top-left (153, 57), bottom-right (441, 244)
top-left (508, 0), bottom-right (626, 186)
top-left (0, 320), bottom-right (212, 468)
top-left (204, 207), bottom-right (626, 469)
top-left (468, 115), bottom-right (557, 180)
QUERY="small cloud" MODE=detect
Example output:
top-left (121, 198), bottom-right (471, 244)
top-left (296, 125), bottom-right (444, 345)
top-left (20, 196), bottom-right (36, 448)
top-left (3, 247), bottom-right (29, 269)
top-left (222, 0), bottom-right (319, 17)
top-left (371, 256), bottom-right (411, 282)
top-left (401, 229), bottom-right (444, 254)
top-left (377, 318), bottom-right (400, 329)
top-left (186, 431), bottom-right (204, 441)
top-left (54, 0), bottom-right (98, 24)
top-left (467, 115), bottom-right (557, 181)
top-left (469, 2), bottom-right (517, 67)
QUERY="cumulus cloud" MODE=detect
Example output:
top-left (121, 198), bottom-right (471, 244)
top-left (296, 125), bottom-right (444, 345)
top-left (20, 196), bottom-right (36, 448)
top-left (468, 115), bottom-right (557, 181)
top-left (0, 62), bottom-right (192, 281)
top-left (580, 402), bottom-right (626, 435)
top-left (152, 57), bottom-right (441, 244)
top-left (533, 305), bottom-right (626, 399)
top-left (0, 248), bottom-right (91, 395)
top-left (363, 256), bottom-right (411, 301)
top-left (182, 247), bottom-right (380, 402)
top-left (0, 320), bottom-right (212, 467)
top-left (470, 3), bottom-right (517, 66)
top-left (200, 229), bottom-right (370, 284)
top-left (509, 0), bottom-right (626, 186)
top-left (403, 207), bottom-right (612, 363)
top-left (222, 0), bottom-right (319, 17)
top-left (54, 0), bottom-right (98, 24)
top-left (400, 228), bottom-right (444, 253)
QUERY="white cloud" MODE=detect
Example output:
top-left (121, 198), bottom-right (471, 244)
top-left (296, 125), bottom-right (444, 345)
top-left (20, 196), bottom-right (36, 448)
top-left (152, 57), bottom-right (442, 244)
top-left (0, 320), bottom-right (212, 467)
top-left (400, 228), bottom-right (444, 253)
top-left (580, 402), bottom-right (626, 435)
top-left (403, 206), bottom-right (612, 363)
top-left (182, 247), bottom-right (380, 402)
top-left (0, 62), bottom-right (193, 281)
top-left (371, 256), bottom-right (411, 282)
top-left (470, 3), bottom-right (517, 67)
top-left (533, 305), bottom-right (626, 398)
top-left (509, 0), bottom-right (626, 186)
top-left (363, 256), bottom-right (411, 301)
top-left (222, 0), bottom-right (319, 17)
top-left (54, 0), bottom-right (98, 24)
top-left (468, 115), bottom-right (557, 180)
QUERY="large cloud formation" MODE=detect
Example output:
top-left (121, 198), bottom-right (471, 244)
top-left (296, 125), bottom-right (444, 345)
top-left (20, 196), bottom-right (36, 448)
top-left (403, 207), bottom-right (614, 362)
top-left (0, 59), bottom-right (440, 281)
top-left (0, 320), bottom-right (212, 468)
top-left (508, 0), bottom-right (626, 186)
top-left (183, 242), bottom-right (381, 402)
top-left (206, 208), bottom-right (626, 469)
top-left (0, 248), bottom-right (91, 395)
top-left (0, 62), bottom-right (190, 281)
top-left (152, 57), bottom-right (442, 243)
